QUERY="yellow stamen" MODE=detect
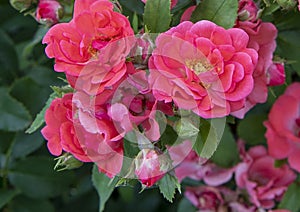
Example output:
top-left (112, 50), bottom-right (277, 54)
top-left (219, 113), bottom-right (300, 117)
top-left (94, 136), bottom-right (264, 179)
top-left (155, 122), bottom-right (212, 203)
top-left (185, 59), bottom-right (213, 75)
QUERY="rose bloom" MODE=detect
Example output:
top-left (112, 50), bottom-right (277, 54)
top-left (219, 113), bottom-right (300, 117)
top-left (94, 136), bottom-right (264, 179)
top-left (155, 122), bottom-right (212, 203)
top-left (148, 20), bottom-right (258, 118)
top-left (36, 0), bottom-right (63, 25)
top-left (107, 70), bottom-right (173, 141)
top-left (134, 149), bottom-right (167, 187)
top-left (41, 93), bottom-right (91, 162)
top-left (232, 0), bottom-right (278, 118)
top-left (185, 186), bottom-right (224, 211)
top-left (42, 0), bottom-right (133, 77)
top-left (42, 92), bottom-right (124, 177)
top-left (186, 185), bottom-right (258, 212)
top-left (168, 141), bottom-right (235, 186)
top-left (264, 82), bottom-right (300, 172)
top-left (67, 61), bottom-right (135, 96)
top-left (235, 141), bottom-right (296, 209)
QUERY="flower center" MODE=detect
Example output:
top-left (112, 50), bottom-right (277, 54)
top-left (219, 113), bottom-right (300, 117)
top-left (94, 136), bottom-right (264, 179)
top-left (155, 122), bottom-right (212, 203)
top-left (185, 59), bottom-right (213, 75)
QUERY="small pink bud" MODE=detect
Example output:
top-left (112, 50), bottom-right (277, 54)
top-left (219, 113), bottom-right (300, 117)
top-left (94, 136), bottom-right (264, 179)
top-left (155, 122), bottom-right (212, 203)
top-left (135, 149), bottom-right (168, 187)
top-left (267, 62), bottom-right (285, 86)
top-left (35, 0), bottom-right (63, 25)
top-left (238, 0), bottom-right (259, 22)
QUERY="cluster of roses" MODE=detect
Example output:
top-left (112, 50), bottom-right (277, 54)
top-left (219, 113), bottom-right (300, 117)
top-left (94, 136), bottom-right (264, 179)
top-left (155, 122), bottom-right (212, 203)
top-left (39, 0), bottom-right (300, 210)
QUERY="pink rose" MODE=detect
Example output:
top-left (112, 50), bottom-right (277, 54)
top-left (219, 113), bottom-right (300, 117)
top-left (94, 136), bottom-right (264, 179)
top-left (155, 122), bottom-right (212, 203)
top-left (232, 20), bottom-right (278, 118)
top-left (42, 0), bottom-right (133, 76)
top-left (185, 186), bottom-right (224, 211)
top-left (237, 0), bottom-right (259, 22)
top-left (41, 93), bottom-right (91, 162)
top-left (148, 20), bottom-right (258, 118)
top-left (168, 141), bottom-right (235, 185)
top-left (35, 0), bottom-right (63, 25)
top-left (107, 70), bottom-right (172, 141)
top-left (235, 141), bottom-right (296, 209)
top-left (68, 61), bottom-right (135, 96)
top-left (267, 62), bottom-right (285, 86)
top-left (186, 185), bottom-right (258, 212)
top-left (42, 92), bottom-right (124, 177)
top-left (134, 149), bottom-right (166, 187)
top-left (73, 91), bottom-right (124, 177)
top-left (264, 82), bottom-right (300, 172)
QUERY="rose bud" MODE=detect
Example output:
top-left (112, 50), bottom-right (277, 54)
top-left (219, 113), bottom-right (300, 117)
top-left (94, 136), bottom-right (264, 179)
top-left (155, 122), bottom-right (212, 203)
top-left (35, 0), bottom-right (63, 25)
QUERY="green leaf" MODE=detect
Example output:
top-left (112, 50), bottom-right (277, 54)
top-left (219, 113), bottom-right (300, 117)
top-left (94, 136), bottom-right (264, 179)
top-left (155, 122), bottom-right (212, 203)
top-left (278, 183), bottom-right (300, 211)
top-left (123, 137), bottom-right (140, 158)
top-left (1, 11), bottom-right (38, 43)
top-left (92, 165), bottom-right (118, 212)
top-left (22, 26), bottom-right (48, 60)
top-left (277, 30), bottom-right (300, 75)
top-left (160, 125), bottom-right (178, 147)
top-left (11, 131), bottom-right (43, 158)
top-left (237, 114), bottom-right (267, 145)
top-left (25, 92), bottom-right (57, 134)
top-left (10, 195), bottom-right (55, 212)
top-left (50, 85), bottom-right (74, 97)
top-left (0, 29), bottom-right (19, 85)
top-left (0, 88), bottom-right (31, 132)
top-left (193, 119), bottom-right (221, 159)
top-left (8, 156), bottom-right (75, 199)
top-left (10, 77), bottom-right (50, 116)
top-left (177, 197), bottom-right (196, 212)
top-left (0, 131), bottom-right (15, 153)
top-left (190, 0), bottom-right (238, 29)
top-left (157, 173), bottom-right (181, 202)
top-left (0, 189), bottom-right (20, 209)
top-left (119, 0), bottom-right (145, 15)
top-left (211, 124), bottom-right (239, 168)
top-left (143, 0), bottom-right (172, 33)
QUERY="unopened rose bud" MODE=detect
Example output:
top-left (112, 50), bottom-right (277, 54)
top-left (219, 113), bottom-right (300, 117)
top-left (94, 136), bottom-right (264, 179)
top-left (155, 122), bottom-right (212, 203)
top-left (10, 0), bottom-right (33, 12)
top-left (276, 0), bottom-right (297, 10)
top-left (135, 149), bottom-right (170, 187)
top-left (35, 0), bottom-right (63, 25)
top-left (238, 0), bottom-right (259, 22)
top-left (54, 153), bottom-right (83, 171)
top-left (267, 62), bottom-right (285, 86)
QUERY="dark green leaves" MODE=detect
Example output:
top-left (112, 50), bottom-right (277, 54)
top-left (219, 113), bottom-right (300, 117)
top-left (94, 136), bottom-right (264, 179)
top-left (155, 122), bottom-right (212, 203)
top-left (143, 0), bottom-right (172, 33)
top-left (0, 88), bottom-right (31, 132)
top-left (191, 0), bottom-right (238, 29)
top-left (8, 156), bottom-right (75, 199)
top-left (193, 119), bottom-right (222, 159)
top-left (278, 183), bottom-right (300, 211)
top-left (92, 165), bottom-right (118, 212)
top-left (0, 29), bottom-right (19, 85)
top-left (157, 173), bottom-right (181, 203)
top-left (211, 124), bottom-right (239, 168)
top-left (177, 197), bottom-right (196, 212)
top-left (25, 92), bottom-right (57, 134)
top-left (0, 189), bottom-right (20, 209)
top-left (237, 114), bottom-right (268, 145)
